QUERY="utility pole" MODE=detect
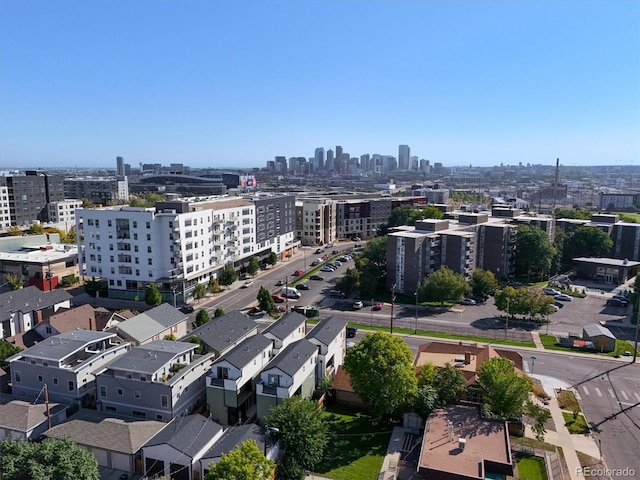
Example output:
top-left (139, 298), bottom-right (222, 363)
top-left (390, 284), bottom-right (396, 334)
top-left (44, 384), bottom-right (51, 429)
top-left (504, 297), bottom-right (510, 341)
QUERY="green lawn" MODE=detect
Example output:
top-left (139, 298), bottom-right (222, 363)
top-left (516, 455), bottom-right (548, 480)
top-left (562, 412), bottom-right (590, 434)
top-left (557, 389), bottom-right (580, 413)
top-left (314, 407), bottom-right (393, 480)
top-left (540, 335), bottom-right (638, 358)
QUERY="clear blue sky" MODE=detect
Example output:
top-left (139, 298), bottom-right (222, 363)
top-left (1, 0), bottom-right (638, 170)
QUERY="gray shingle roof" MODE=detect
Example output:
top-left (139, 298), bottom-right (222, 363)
top-left (263, 311), bottom-right (306, 341)
top-left (306, 315), bottom-right (347, 346)
top-left (144, 414), bottom-right (223, 458)
top-left (0, 399), bottom-right (67, 432)
top-left (105, 340), bottom-right (195, 375)
top-left (185, 311), bottom-right (257, 354)
top-left (201, 424), bottom-right (264, 460)
top-left (45, 409), bottom-right (166, 454)
top-left (213, 334), bottom-right (272, 370)
top-left (116, 303), bottom-right (187, 343)
top-left (0, 286), bottom-right (71, 322)
top-left (15, 330), bottom-right (116, 362)
top-left (264, 339), bottom-right (317, 377)
top-left (583, 323), bottom-right (616, 340)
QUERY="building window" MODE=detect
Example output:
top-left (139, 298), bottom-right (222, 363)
top-left (117, 388), bottom-right (123, 396)
top-left (132, 410), bottom-right (146, 418)
top-left (134, 390), bottom-right (141, 399)
top-left (146, 222), bottom-right (151, 229)
top-left (45, 326), bottom-right (52, 334)
top-left (100, 385), bottom-right (107, 397)
top-left (15, 372), bottom-right (21, 382)
top-left (161, 395), bottom-right (168, 407)
top-left (68, 381), bottom-right (74, 391)
top-left (133, 221), bottom-right (137, 228)
top-left (105, 406), bottom-right (116, 413)
top-left (38, 375), bottom-right (43, 382)
top-left (156, 414), bottom-right (163, 421)
top-left (53, 377), bottom-right (58, 385)
top-left (140, 376), bottom-right (147, 382)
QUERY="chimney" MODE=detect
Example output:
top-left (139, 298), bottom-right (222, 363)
top-left (464, 351), bottom-right (471, 365)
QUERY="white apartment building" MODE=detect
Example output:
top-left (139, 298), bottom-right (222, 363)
top-left (296, 198), bottom-right (337, 246)
top-left (0, 186), bottom-right (10, 230)
top-left (47, 199), bottom-right (83, 225)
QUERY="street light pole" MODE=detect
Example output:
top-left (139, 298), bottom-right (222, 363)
top-left (530, 355), bottom-right (537, 375)
top-left (414, 291), bottom-right (418, 335)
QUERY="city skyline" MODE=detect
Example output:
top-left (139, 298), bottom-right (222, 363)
top-left (1, 0), bottom-right (638, 169)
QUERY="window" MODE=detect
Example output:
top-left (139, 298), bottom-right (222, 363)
top-left (156, 414), bottom-right (163, 421)
top-left (117, 388), bottom-right (123, 396)
top-left (133, 221), bottom-right (137, 228)
top-left (68, 381), bottom-right (74, 391)
top-left (161, 395), bottom-right (168, 407)
top-left (134, 390), bottom-right (141, 399)
top-left (133, 233), bottom-right (138, 240)
top-left (108, 220), bottom-right (112, 227)
top-left (15, 372), bottom-right (21, 382)
top-left (38, 375), bottom-right (43, 382)
top-left (105, 406), bottom-right (117, 413)
top-left (109, 244), bottom-right (113, 251)
top-left (100, 385), bottom-right (107, 397)
top-left (146, 222), bottom-right (151, 229)
top-left (45, 326), bottom-right (52, 334)
top-left (147, 246), bottom-right (152, 253)
top-left (53, 377), bottom-right (58, 385)
top-left (146, 234), bottom-right (151, 241)
top-left (140, 376), bottom-right (147, 382)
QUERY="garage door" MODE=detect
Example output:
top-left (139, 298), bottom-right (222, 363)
top-left (111, 452), bottom-right (130, 472)
top-left (91, 448), bottom-right (109, 467)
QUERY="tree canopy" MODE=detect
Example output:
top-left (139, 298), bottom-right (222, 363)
top-left (257, 286), bottom-right (275, 313)
top-left (208, 277), bottom-right (221, 294)
top-left (0, 340), bottom-right (22, 369)
top-left (469, 269), bottom-right (498, 298)
top-left (494, 287), bottom-right (554, 320)
top-left (418, 362), bottom-right (467, 406)
top-left (5, 273), bottom-right (24, 291)
top-left (193, 283), bottom-right (206, 301)
top-left (195, 309), bottom-right (210, 327)
top-left (144, 283), bottom-right (162, 306)
top-left (247, 257), bottom-right (260, 277)
top-left (514, 224), bottom-right (556, 281)
top-left (563, 225), bottom-right (613, 260)
top-left (266, 252), bottom-right (278, 267)
top-left (0, 437), bottom-right (99, 480)
top-left (265, 396), bottom-right (328, 479)
top-left (419, 267), bottom-right (469, 305)
top-left (219, 264), bottom-right (238, 286)
top-left (344, 332), bottom-right (417, 419)
top-left (204, 440), bottom-right (275, 480)
top-left (477, 357), bottom-right (532, 419)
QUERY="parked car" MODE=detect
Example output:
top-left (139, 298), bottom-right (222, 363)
top-left (321, 266), bottom-right (335, 273)
top-left (272, 294), bottom-right (285, 303)
top-left (329, 289), bottom-right (346, 298)
top-left (315, 248), bottom-right (324, 254)
top-left (352, 236), bottom-right (361, 241)
top-left (346, 326), bottom-right (357, 338)
top-left (607, 298), bottom-right (628, 307)
top-left (179, 305), bottom-right (195, 314)
top-left (325, 243), bottom-right (334, 249)
top-left (346, 340), bottom-right (356, 349)
top-left (612, 295), bottom-right (630, 304)
top-left (543, 287), bottom-right (561, 296)
top-left (353, 300), bottom-right (364, 309)
top-left (354, 244), bottom-right (362, 248)
top-left (554, 294), bottom-right (572, 302)
top-left (292, 269), bottom-right (304, 276)
top-left (297, 283), bottom-right (310, 290)
top-left (275, 279), bottom-right (285, 286)
top-left (310, 274), bottom-right (324, 281)
top-left (242, 280), bottom-right (254, 288)
top-left (372, 301), bottom-right (384, 311)
top-left (460, 298), bottom-right (476, 305)
top-left (337, 256), bottom-right (349, 262)
top-left (550, 304), bottom-right (560, 312)
top-left (553, 301), bottom-right (565, 308)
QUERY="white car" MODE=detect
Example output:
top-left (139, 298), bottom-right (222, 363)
top-left (460, 298), bottom-right (476, 305)
top-left (554, 294), bottom-right (572, 302)
top-left (543, 287), bottom-right (561, 296)
top-left (242, 280), bottom-right (254, 288)
top-left (353, 300), bottom-right (364, 309)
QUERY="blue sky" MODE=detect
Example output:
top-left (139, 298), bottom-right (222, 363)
top-left (1, 0), bottom-right (638, 170)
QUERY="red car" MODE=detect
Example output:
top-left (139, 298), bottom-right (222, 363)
top-left (272, 294), bottom-right (285, 303)
top-left (292, 269), bottom-right (304, 276)
top-left (372, 302), bottom-right (384, 311)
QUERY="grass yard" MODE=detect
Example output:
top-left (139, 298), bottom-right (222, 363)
top-left (562, 412), bottom-right (590, 434)
top-left (314, 407), bottom-right (393, 480)
top-left (516, 454), bottom-right (548, 480)
top-left (540, 335), bottom-right (637, 358)
top-left (557, 389), bottom-right (581, 413)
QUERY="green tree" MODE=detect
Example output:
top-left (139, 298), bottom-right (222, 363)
top-left (477, 357), bottom-right (532, 419)
top-left (247, 256), bottom-right (260, 277)
top-left (524, 399), bottom-right (551, 441)
top-left (357, 260), bottom-right (381, 299)
top-left (214, 308), bottom-right (225, 317)
top-left (219, 264), bottom-right (238, 287)
top-left (195, 309), bottom-right (210, 327)
top-left (514, 224), bottom-right (556, 281)
top-left (205, 439), bottom-right (275, 480)
top-left (469, 269), bottom-right (498, 298)
top-left (553, 208), bottom-right (591, 220)
top-left (266, 252), bottom-right (278, 267)
top-left (257, 286), bottom-right (275, 312)
top-left (0, 437), bottom-right (99, 480)
top-left (563, 225), bottom-right (613, 261)
top-left (335, 267), bottom-right (360, 294)
top-left (415, 385), bottom-right (439, 418)
top-left (434, 363), bottom-right (468, 405)
top-left (0, 340), bottom-right (22, 369)
top-left (189, 335), bottom-right (208, 355)
top-left (164, 333), bottom-right (177, 341)
top-left (419, 266), bottom-right (469, 305)
top-left (144, 283), bottom-right (162, 306)
top-left (417, 362), bottom-right (438, 387)
top-left (208, 277), bottom-right (221, 294)
top-left (381, 204), bottom-right (414, 233)
top-left (266, 396), bottom-right (329, 479)
top-left (27, 223), bottom-right (45, 235)
top-left (81, 198), bottom-right (95, 208)
top-left (64, 227), bottom-right (77, 244)
top-left (356, 236), bottom-right (387, 270)
top-left (193, 283), bottom-right (206, 302)
top-left (7, 225), bottom-right (22, 236)
top-left (5, 273), bottom-right (25, 290)
top-left (344, 332), bottom-right (417, 419)
top-left (409, 205), bottom-right (443, 223)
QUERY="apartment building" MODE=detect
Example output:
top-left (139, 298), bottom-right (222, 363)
top-left (261, 311), bottom-right (306, 355)
top-left (610, 222), bottom-right (640, 261)
top-left (114, 303), bottom-right (189, 346)
top-left (96, 340), bottom-right (215, 422)
top-left (8, 330), bottom-right (129, 405)
top-left (305, 315), bottom-right (348, 387)
top-left (336, 198), bottom-right (393, 240)
top-left (47, 199), bottom-right (82, 225)
top-left (64, 176), bottom-right (129, 205)
top-left (4, 171), bottom-right (65, 225)
top-left (0, 184), bottom-right (10, 229)
top-left (296, 197), bottom-right (338, 246)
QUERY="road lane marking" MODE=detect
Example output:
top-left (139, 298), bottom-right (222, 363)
top-left (582, 386), bottom-right (590, 396)
top-left (574, 390), bottom-right (582, 400)
top-left (595, 387), bottom-right (603, 397)
top-left (621, 390), bottom-right (629, 401)
top-left (619, 401), bottom-right (640, 408)
top-left (609, 389), bottom-right (615, 398)
top-left (635, 393), bottom-right (640, 402)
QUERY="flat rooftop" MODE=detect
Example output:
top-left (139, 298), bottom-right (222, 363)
top-left (419, 405), bottom-right (512, 480)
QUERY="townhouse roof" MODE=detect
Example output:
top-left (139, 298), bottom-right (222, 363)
top-left (263, 339), bottom-right (317, 377)
top-left (0, 398), bottom-right (67, 432)
top-left (214, 334), bottom-right (272, 370)
top-left (11, 330), bottom-right (117, 363)
top-left (105, 341), bottom-right (195, 375)
top-left (0, 286), bottom-right (71, 322)
top-left (115, 303), bottom-right (187, 343)
top-left (44, 304), bottom-right (98, 333)
top-left (583, 323), bottom-right (616, 340)
top-left (573, 257), bottom-right (640, 267)
top-left (262, 311), bottom-right (306, 341)
top-left (45, 409), bottom-right (166, 455)
top-left (306, 315), bottom-right (347, 346)
top-left (186, 311), bottom-right (257, 354)
top-left (201, 423), bottom-right (265, 460)
top-left (144, 414), bottom-right (223, 459)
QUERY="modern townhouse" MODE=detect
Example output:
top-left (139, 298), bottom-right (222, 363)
top-left (183, 310), bottom-right (258, 357)
top-left (305, 315), bottom-right (348, 387)
top-left (95, 340), bottom-right (215, 422)
top-left (114, 303), bottom-right (188, 346)
top-left (256, 338), bottom-right (318, 423)
top-left (142, 414), bottom-right (224, 480)
top-left (261, 311), bottom-right (306, 355)
top-left (33, 304), bottom-right (104, 340)
top-left (206, 334), bottom-right (274, 426)
top-left (0, 286), bottom-right (72, 340)
top-left (8, 330), bottom-right (129, 406)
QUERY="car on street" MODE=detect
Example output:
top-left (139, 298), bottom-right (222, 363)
top-left (325, 243), bottom-right (334, 249)
top-left (460, 298), bottom-right (476, 305)
top-left (607, 298), bottom-right (628, 307)
top-left (543, 287), bottom-right (561, 296)
top-left (346, 326), bottom-right (357, 338)
top-left (292, 269), bottom-right (304, 276)
top-left (353, 300), bottom-right (364, 309)
top-left (310, 260), bottom-right (321, 266)
top-left (242, 280), bottom-right (254, 288)
top-left (272, 294), bottom-right (285, 303)
top-left (329, 289), bottom-right (346, 298)
top-left (554, 294), bottom-right (572, 302)
top-left (179, 305), bottom-right (195, 314)
top-left (337, 256), bottom-right (350, 262)
top-left (275, 279), bottom-right (285, 286)
top-left (315, 248), bottom-right (324, 254)
top-left (297, 283), bottom-right (310, 290)
top-left (352, 236), bottom-right (361, 241)
top-left (372, 301), bottom-right (384, 311)
top-left (310, 274), bottom-right (324, 281)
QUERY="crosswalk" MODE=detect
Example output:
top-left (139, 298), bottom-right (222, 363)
top-left (574, 385), bottom-right (640, 404)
